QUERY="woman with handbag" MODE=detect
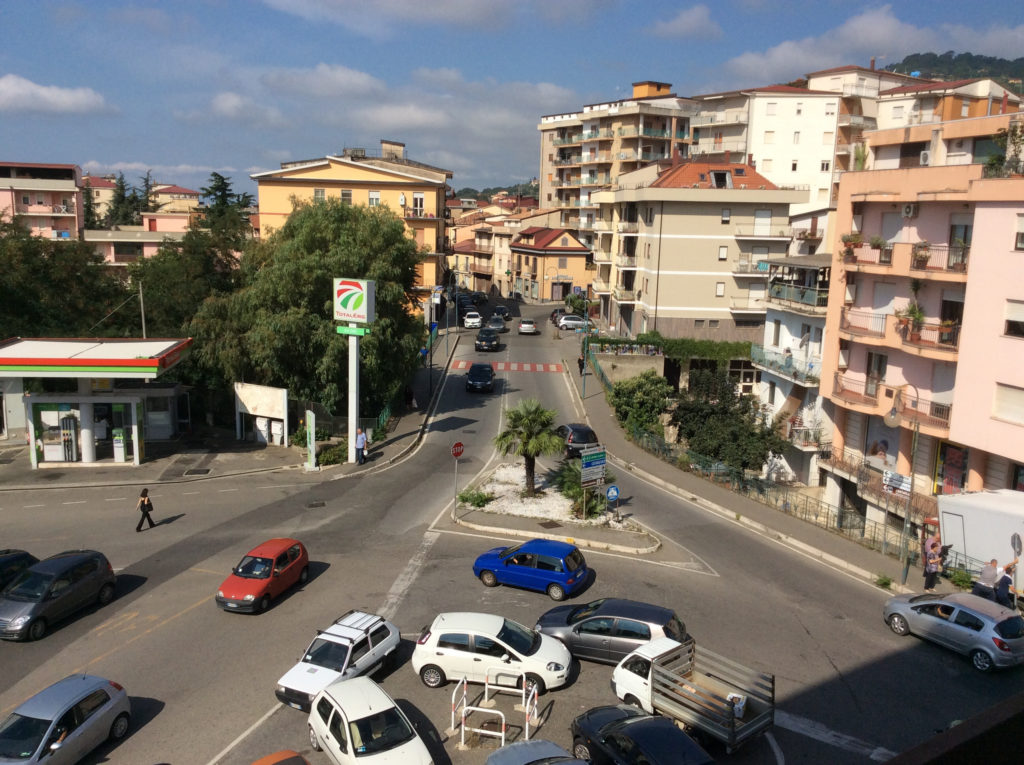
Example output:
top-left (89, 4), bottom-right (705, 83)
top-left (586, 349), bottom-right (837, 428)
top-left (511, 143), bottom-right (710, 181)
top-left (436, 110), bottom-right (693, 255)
top-left (135, 487), bottom-right (156, 532)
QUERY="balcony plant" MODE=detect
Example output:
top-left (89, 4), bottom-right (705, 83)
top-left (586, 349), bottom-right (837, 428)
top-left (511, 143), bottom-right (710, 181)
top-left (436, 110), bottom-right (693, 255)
top-left (912, 241), bottom-right (931, 268)
top-left (841, 232), bottom-right (864, 248)
top-left (902, 302), bottom-right (926, 341)
top-left (869, 235), bottom-right (887, 250)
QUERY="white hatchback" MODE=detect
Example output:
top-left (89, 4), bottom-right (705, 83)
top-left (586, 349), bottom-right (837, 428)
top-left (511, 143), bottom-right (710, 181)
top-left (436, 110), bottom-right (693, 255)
top-left (308, 676), bottom-right (432, 765)
top-left (411, 612), bottom-right (572, 695)
top-left (464, 311), bottom-right (483, 328)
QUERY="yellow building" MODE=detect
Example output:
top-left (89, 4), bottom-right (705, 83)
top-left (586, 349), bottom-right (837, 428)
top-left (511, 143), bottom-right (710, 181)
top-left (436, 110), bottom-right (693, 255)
top-left (252, 140), bottom-right (453, 297)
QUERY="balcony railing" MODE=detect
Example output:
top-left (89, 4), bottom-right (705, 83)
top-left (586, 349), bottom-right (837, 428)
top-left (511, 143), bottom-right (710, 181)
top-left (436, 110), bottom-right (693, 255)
top-left (733, 259), bottom-right (769, 274)
top-left (690, 139), bottom-right (749, 154)
top-left (640, 151), bottom-right (670, 162)
top-left (900, 321), bottom-right (962, 352)
top-left (691, 111), bottom-right (749, 126)
top-left (832, 373), bottom-right (881, 405)
top-left (614, 285), bottom-right (637, 302)
top-left (580, 153), bottom-right (613, 164)
top-left (551, 178), bottom-right (581, 188)
top-left (892, 390), bottom-right (953, 429)
top-left (471, 262), bottom-right (493, 275)
top-left (592, 248), bottom-right (613, 263)
top-left (473, 242), bottom-right (494, 254)
top-left (553, 156), bottom-right (581, 166)
top-left (617, 221), bottom-right (639, 233)
top-left (751, 344), bottom-right (821, 385)
top-left (581, 128), bottom-right (613, 140)
top-left (615, 150), bottom-right (638, 161)
top-left (841, 84), bottom-right (880, 97)
top-left (840, 307), bottom-right (887, 337)
top-left (615, 254), bottom-right (637, 268)
top-left (617, 127), bottom-right (639, 137)
top-left (835, 143), bottom-right (853, 155)
top-left (909, 243), bottom-right (970, 274)
top-left (767, 282), bottom-right (829, 312)
top-left (733, 225), bottom-right (793, 239)
top-left (641, 128), bottom-right (670, 138)
top-left (553, 134), bottom-right (582, 146)
top-left (592, 277), bottom-right (611, 293)
top-left (580, 174), bottom-right (611, 186)
top-left (842, 244), bottom-right (894, 266)
top-left (729, 296), bottom-right (767, 312)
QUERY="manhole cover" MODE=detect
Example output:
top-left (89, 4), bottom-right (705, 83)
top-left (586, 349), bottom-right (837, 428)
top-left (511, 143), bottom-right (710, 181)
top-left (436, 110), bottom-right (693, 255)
top-left (183, 468), bottom-right (210, 476)
top-left (306, 501), bottom-right (326, 509)
top-left (538, 520), bottom-right (562, 529)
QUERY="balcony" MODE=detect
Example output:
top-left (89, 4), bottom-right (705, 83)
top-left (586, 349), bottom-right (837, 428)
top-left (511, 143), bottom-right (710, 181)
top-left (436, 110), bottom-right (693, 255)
top-left (592, 219), bottom-right (614, 232)
top-left (832, 373), bottom-right (881, 407)
top-left (899, 321), bottom-right (961, 353)
top-left (909, 242), bottom-right (970, 275)
top-left (841, 84), bottom-right (880, 98)
top-left (615, 150), bottom-right (638, 161)
top-left (592, 248), bottom-right (613, 263)
top-left (751, 343), bottom-right (821, 385)
top-left (473, 242), bottom-right (494, 254)
top-left (615, 254), bottom-right (637, 269)
top-left (617, 126), bottom-right (639, 137)
top-left (732, 259), bottom-right (769, 276)
top-left (580, 174), bottom-right (611, 186)
top-left (553, 134), bottom-right (582, 146)
top-left (581, 128), bottom-right (613, 140)
top-left (835, 143), bottom-right (853, 155)
top-left (551, 178), bottom-right (581, 188)
top-left (767, 282), bottom-right (829, 314)
top-left (471, 262), bottom-right (493, 275)
top-left (837, 114), bottom-right (867, 127)
top-left (614, 285), bottom-right (638, 303)
top-left (692, 111), bottom-right (748, 126)
top-left (580, 153), bottom-right (613, 164)
top-left (640, 151), bottom-right (670, 162)
top-left (641, 128), bottom-right (670, 138)
top-left (592, 277), bottom-right (612, 294)
top-left (729, 296), bottom-right (767, 313)
top-left (787, 426), bottom-right (827, 451)
top-left (553, 156), bottom-right (581, 166)
top-left (839, 307), bottom-right (887, 338)
top-left (733, 225), bottom-right (793, 239)
top-left (617, 221), bottom-right (639, 234)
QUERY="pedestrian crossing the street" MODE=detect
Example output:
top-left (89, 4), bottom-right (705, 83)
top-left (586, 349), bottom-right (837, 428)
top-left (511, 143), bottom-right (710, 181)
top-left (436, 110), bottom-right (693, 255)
top-left (452, 360), bottom-right (563, 373)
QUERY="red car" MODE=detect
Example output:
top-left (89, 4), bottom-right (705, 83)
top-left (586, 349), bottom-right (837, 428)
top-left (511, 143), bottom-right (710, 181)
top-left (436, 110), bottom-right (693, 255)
top-left (216, 538), bottom-right (309, 613)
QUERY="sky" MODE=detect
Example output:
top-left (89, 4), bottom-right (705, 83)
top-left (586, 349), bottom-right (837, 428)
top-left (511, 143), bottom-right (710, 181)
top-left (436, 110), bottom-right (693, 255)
top-left (1, 1), bottom-right (1022, 198)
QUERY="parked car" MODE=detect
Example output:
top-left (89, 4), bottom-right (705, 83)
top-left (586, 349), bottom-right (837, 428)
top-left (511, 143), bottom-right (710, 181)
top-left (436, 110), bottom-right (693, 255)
top-left (307, 676), bottom-right (432, 765)
top-left (486, 739), bottom-right (585, 765)
top-left (0, 674), bottom-right (131, 764)
top-left (465, 363), bottom-right (495, 393)
top-left (570, 705), bottom-right (712, 765)
top-left (558, 315), bottom-right (587, 331)
top-left (412, 612), bottom-right (571, 694)
top-left (556, 423), bottom-right (599, 458)
top-left (493, 305), bottom-right (512, 322)
top-left (471, 291), bottom-right (488, 305)
top-left (883, 591), bottom-right (1024, 672)
top-left (473, 539), bottom-right (589, 601)
top-left (276, 610), bottom-right (401, 711)
top-left (550, 308), bottom-right (568, 325)
top-left (487, 315), bottom-right (507, 333)
top-left (0, 550), bottom-right (116, 641)
top-left (464, 311), bottom-right (483, 328)
top-left (216, 538), bottom-right (309, 614)
top-left (535, 598), bottom-right (686, 664)
top-left (0, 549), bottom-right (38, 591)
top-left (517, 319), bottom-right (539, 335)
top-left (475, 329), bottom-right (500, 352)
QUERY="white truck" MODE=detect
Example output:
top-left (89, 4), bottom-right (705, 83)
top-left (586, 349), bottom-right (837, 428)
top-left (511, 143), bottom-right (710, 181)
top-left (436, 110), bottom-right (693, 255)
top-left (610, 637), bottom-right (774, 753)
top-left (938, 489), bottom-right (1024, 573)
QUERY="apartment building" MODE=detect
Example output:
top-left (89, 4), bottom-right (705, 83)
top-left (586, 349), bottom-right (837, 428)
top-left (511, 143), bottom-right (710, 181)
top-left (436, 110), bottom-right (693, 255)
top-left (82, 174), bottom-right (117, 221)
top-left (0, 162), bottom-right (82, 240)
top-left (152, 184), bottom-right (200, 214)
top-left (591, 161), bottom-right (807, 341)
top-left (508, 227), bottom-right (591, 302)
top-left (252, 139), bottom-right (452, 296)
top-left (538, 82), bottom-right (697, 245)
top-left (819, 112), bottom-right (1024, 539)
top-left (83, 212), bottom-right (189, 265)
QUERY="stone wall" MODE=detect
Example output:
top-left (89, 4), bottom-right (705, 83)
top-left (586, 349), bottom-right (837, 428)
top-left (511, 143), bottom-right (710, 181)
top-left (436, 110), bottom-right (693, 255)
top-left (594, 353), bottom-right (665, 385)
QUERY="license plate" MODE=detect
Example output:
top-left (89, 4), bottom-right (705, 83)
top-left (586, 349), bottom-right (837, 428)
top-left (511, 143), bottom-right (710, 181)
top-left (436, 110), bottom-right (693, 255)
top-left (227, 603), bottom-right (237, 608)
top-left (288, 701), bottom-right (302, 710)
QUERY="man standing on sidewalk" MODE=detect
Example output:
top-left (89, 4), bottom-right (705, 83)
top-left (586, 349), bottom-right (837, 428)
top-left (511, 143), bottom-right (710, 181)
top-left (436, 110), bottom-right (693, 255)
top-left (354, 427), bottom-right (367, 465)
top-left (577, 354), bottom-right (585, 377)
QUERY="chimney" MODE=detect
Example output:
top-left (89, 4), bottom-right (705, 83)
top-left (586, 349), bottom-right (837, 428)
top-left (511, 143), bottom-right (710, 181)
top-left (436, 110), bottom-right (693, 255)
top-left (870, 57), bottom-right (876, 71)
top-left (380, 139), bottom-right (405, 160)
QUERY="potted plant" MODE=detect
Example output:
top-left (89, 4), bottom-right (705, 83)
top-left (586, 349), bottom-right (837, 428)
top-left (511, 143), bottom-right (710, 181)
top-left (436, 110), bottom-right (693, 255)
top-left (869, 235), bottom-right (887, 250)
top-left (843, 245), bottom-right (856, 263)
top-left (904, 302), bottom-right (926, 341)
top-left (912, 241), bottom-right (931, 268)
top-left (841, 232), bottom-right (864, 249)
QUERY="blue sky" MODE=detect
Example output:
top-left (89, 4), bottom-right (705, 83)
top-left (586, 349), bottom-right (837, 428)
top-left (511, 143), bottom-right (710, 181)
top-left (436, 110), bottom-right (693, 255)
top-left (1, 1), bottom-right (1021, 197)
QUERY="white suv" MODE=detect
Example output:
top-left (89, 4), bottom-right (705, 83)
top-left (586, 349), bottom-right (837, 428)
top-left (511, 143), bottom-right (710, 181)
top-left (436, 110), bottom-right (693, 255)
top-left (464, 311), bottom-right (483, 328)
top-left (276, 610), bottom-right (400, 711)
top-left (411, 612), bottom-right (571, 695)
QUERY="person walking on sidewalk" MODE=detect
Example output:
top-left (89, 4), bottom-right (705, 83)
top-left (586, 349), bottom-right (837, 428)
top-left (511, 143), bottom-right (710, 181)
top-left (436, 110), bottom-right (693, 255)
top-left (577, 354), bottom-right (585, 377)
top-left (923, 534), bottom-right (942, 592)
top-left (135, 488), bottom-right (156, 532)
top-left (355, 427), bottom-right (367, 465)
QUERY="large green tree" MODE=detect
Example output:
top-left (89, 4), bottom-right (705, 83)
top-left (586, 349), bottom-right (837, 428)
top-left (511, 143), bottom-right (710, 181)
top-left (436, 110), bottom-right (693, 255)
top-left (609, 370), bottom-right (673, 433)
top-left (200, 172), bottom-right (254, 247)
top-left (82, 178), bottom-right (99, 229)
top-left (105, 172), bottom-right (134, 227)
top-left (494, 398), bottom-right (565, 497)
top-left (188, 198), bottom-right (423, 413)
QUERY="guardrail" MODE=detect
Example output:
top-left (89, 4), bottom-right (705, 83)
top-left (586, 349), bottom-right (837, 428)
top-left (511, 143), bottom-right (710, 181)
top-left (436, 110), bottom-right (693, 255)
top-left (448, 676), bottom-right (468, 734)
top-left (459, 706), bottom-right (506, 750)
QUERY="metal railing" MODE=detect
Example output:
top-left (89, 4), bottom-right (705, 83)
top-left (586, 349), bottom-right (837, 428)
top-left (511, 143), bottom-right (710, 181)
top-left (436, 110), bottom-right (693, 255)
top-left (910, 243), bottom-right (970, 274)
top-left (750, 344), bottom-right (820, 384)
top-left (840, 307), bottom-right (887, 337)
top-left (733, 225), bottom-right (794, 238)
top-left (767, 282), bottom-right (829, 311)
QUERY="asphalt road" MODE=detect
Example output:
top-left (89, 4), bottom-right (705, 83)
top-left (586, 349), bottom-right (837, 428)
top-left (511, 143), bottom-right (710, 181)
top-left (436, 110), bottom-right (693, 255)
top-left (1, 300), bottom-right (1020, 765)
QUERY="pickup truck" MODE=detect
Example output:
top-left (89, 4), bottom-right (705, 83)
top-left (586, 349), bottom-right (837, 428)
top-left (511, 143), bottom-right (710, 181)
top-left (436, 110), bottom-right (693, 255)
top-left (611, 637), bottom-right (774, 753)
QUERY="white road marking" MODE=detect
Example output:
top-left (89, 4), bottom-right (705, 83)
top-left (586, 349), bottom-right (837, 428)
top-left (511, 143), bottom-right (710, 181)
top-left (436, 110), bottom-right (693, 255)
top-left (218, 488), bottom-right (238, 492)
top-left (766, 731), bottom-right (785, 764)
top-left (106, 497), bottom-right (127, 502)
top-left (183, 491), bottom-right (201, 495)
top-left (775, 710), bottom-right (897, 762)
top-left (205, 702), bottom-right (284, 765)
top-left (61, 500), bottom-right (86, 505)
top-left (379, 530), bottom-right (441, 621)
top-left (24, 504), bottom-right (45, 509)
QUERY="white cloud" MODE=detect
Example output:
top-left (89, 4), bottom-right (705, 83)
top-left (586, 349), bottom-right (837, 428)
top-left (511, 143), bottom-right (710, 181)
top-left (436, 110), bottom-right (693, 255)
top-left (0, 74), bottom-right (108, 113)
top-left (82, 160), bottom-right (236, 177)
top-left (175, 92), bottom-right (288, 130)
top-left (261, 0), bottom-right (495, 38)
top-left (262, 63), bottom-right (385, 98)
top-left (352, 103), bottom-right (453, 131)
top-left (650, 5), bottom-right (722, 39)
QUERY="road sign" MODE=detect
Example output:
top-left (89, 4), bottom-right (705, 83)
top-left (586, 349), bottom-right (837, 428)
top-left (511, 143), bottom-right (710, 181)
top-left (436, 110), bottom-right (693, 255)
top-left (580, 447), bottom-right (606, 486)
top-left (336, 325), bottom-right (370, 336)
top-left (452, 442), bottom-right (464, 459)
top-left (883, 470), bottom-right (912, 495)
top-left (606, 485), bottom-right (619, 502)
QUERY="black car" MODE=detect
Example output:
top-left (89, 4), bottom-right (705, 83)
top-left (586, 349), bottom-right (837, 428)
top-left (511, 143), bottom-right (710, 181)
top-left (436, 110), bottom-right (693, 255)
top-left (571, 705), bottom-right (712, 765)
top-left (0, 549), bottom-right (39, 592)
top-left (471, 291), bottom-right (488, 305)
top-left (475, 328), bottom-right (500, 351)
top-left (556, 423), bottom-right (599, 458)
top-left (466, 363), bottom-right (495, 392)
top-left (535, 598), bottom-right (686, 664)
top-left (493, 305), bottom-right (512, 321)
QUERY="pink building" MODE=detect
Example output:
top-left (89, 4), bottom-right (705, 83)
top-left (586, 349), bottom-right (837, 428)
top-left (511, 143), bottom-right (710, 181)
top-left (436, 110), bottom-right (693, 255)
top-left (84, 212), bottom-right (189, 265)
top-left (819, 113), bottom-right (1024, 539)
top-left (0, 162), bottom-right (83, 239)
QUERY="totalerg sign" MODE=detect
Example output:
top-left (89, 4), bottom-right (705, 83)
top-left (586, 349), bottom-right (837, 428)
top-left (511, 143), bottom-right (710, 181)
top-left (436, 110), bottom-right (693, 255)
top-left (333, 279), bottom-right (376, 324)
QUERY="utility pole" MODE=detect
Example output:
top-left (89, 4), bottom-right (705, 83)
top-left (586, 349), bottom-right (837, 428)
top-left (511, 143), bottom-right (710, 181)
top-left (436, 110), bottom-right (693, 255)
top-left (138, 281), bottom-right (146, 338)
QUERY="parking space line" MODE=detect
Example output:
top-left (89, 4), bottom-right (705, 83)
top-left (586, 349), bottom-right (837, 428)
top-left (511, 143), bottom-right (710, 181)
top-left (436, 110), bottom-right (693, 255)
top-left (205, 703), bottom-right (284, 765)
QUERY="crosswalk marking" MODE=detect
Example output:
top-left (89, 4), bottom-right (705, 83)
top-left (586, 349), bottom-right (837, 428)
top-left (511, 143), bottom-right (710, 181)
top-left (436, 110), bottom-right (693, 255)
top-left (453, 360), bottom-right (564, 373)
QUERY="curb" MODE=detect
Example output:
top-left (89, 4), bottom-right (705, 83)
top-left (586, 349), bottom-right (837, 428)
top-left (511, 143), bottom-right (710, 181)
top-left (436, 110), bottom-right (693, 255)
top-left (452, 513), bottom-right (662, 555)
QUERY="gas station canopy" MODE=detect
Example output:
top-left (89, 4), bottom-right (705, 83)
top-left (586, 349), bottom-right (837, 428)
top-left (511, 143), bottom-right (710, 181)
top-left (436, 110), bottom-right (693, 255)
top-left (0, 337), bottom-right (192, 379)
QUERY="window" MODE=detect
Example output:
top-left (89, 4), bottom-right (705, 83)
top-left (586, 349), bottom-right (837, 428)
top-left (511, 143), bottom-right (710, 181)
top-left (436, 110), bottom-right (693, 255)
top-left (718, 245), bottom-right (728, 261)
top-left (708, 319), bottom-right (719, 329)
top-left (614, 619), bottom-right (651, 640)
top-left (558, 256), bottom-right (567, 269)
top-left (1006, 301), bottom-right (1024, 338)
top-left (368, 191), bottom-right (380, 207)
top-left (715, 282), bottom-right (725, 297)
top-left (341, 189), bottom-right (352, 205)
top-left (623, 657), bottom-right (650, 678)
top-left (536, 554), bottom-right (563, 572)
top-left (823, 131), bottom-right (834, 145)
top-left (316, 697), bottom-right (334, 725)
top-left (76, 689), bottom-right (111, 723)
top-left (350, 638), bottom-right (370, 663)
top-left (761, 158), bottom-right (773, 172)
top-left (954, 610), bottom-right (984, 631)
top-left (578, 618), bottom-right (614, 636)
top-left (764, 130), bottom-right (775, 144)
top-left (766, 102), bottom-right (777, 116)
top-left (369, 624), bottom-right (391, 646)
top-left (438, 633), bottom-right (471, 651)
top-left (825, 102), bottom-right (836, 116)
top-left (793, 131), bottom-right (800, 144)
top-left (961, 100), bottom-right (970, 117)
top-left (329, 710), bottom-right (347, 752)
top-left (1016, 215), bottom-right (1024, 250)
top-left (721, 208), bottom-right (731, 223)
top-left (768, 381), bottom-right (776, 405)
top-left (21, 194), bottom-right (29, 205)
top-left (893, 105), bottom-right (904, 119)
top-left (796, 102), bottom-right (803, 115)
top-left (694, 319), bottom-right (705, 329)
top-left (313, 188), bottom-right (325, 202)
top-left (473, 636), bottom-right (506, 657)
top-left (413, 191), bottom-right (424, 215)
top-left (791, 160), bottom-right (798, 171)
top-left (772, 319), bottom-right (781, 346)
top-left (821, 160), bottom-right (831, 172)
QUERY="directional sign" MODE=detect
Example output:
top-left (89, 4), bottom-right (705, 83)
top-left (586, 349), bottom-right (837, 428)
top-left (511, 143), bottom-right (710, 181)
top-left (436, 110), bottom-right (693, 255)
top-left (580, 447), bottom-right (606, 487)
top-left (451, 442), bottom-right (464, 459)
top-left (606, 484), bottom-right (620, 502)
top-left (336, 325), bottom-right (370, 336)
top-left (883, 470), bottom-right (912, 495)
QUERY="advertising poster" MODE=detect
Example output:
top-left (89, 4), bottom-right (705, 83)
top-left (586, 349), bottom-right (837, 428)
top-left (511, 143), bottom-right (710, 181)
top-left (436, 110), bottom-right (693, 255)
top-left (934, 441), bottom-right (968, 495)
top-left (864, 419), bottom-right (899, 472)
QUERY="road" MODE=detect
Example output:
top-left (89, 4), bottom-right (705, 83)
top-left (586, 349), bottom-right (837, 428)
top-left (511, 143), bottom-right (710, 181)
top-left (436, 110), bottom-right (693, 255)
top-left (1, 299), bottom-right (1019, 765)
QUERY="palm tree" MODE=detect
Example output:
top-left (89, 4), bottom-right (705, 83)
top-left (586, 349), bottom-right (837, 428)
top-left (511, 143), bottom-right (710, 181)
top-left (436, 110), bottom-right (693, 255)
top-left (494, 398), bottom-right (565, 497)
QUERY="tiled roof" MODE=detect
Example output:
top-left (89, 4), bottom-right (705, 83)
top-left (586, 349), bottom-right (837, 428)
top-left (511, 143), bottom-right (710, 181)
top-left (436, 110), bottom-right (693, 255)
top-left (512, 228), bottom-right (588, 252)
top-left (879, 78), bottom-right (982, 96)
top-left (649, 162), bottom-right (778, 190)
top-left (155, 184), bottom-right (199, 195)
top-left (83, 176), bottom-right (116, 188)
top-left (693, 84), bottom-right (835, 99)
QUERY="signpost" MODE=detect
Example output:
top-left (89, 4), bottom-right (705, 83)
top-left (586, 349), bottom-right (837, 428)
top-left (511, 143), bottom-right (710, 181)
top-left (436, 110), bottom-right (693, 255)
top-left (606, 484), bottom-right (620, 521)
top-left (580, 446), bottom-right (606, 519)
top-left (451, 441), bottom-right (464, 520)
top-left (883, 470), bottom-right (912, 496)
top-left (334, 279), bottom-right (376, 465)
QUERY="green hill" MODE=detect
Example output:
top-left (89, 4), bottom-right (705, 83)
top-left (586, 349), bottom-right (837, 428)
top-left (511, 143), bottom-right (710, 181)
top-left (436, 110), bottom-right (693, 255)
top-left (886, 51), bottom-right (1024, 93)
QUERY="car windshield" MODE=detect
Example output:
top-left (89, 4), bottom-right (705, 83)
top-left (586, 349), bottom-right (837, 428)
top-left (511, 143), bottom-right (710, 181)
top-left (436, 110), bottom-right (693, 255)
top-left (497, 544), bottom-right (523, 560)
top-left (478, 330), bottom-right (497, 338)
top-left (564, 549), bottom-right (586, 573)
top-left (0, 712), bottom-right (50, 760)
top-left (498, 618), bottom-right (539, 656)
top-left (233, 556), bottom-right (273, 579)
top-left (468, 365), bottom-right (492, 380)
top-left (349, 707), bottom-right (414, 756)
top-left (304, 637), bottom-right (351, 672)
top-left (996, 616), bottom-right (1024, 640)
top-left (2, 570), bottom-right (54, 602)
top-left (567, 599), bottom-right (607, 624)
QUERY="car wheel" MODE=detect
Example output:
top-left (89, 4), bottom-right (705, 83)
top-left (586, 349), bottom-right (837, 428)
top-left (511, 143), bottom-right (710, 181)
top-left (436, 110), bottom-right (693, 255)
top-left (97, 583), bottom-right (116, 606)
top-left (573, 740), bottom-right (591, 759)
top-left (299, 566), bottom-right (309, 585)
top-left (257, 595), bottom-right (270, 613)
top-left (547, 583), bottom-right (566, 601)
top-left (108, 712), bottom-right (130, 741)
top-left (479, 570), bottom-right (498, 587)
top-left (971, 649), bottom-right (994, 672)
top-left (308, 725), bottom-right (322, 751)
top-left (522, 673), bottom-right (546, 696)
top-left (623, 694), bottom-right (642, 708)
top-left (420, 664), bottom-right (446, 688)
top-left (27, 618), bottom-right (46, 641)
top-left (888, 614), bottom-right (910, 636)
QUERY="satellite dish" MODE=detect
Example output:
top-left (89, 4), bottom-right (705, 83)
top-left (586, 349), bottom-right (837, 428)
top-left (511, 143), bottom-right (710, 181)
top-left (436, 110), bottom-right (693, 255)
top-left (798, 332), bottom-right (811, 349)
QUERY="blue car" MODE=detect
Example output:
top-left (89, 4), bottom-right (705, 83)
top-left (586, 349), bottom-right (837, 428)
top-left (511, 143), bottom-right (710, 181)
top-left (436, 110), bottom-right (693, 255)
top-left (473, 539), bottom-right (588, 601)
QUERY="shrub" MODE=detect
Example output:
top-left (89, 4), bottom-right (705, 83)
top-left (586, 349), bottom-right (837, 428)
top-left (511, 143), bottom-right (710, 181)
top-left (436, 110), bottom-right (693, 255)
top-left (291, 424), bottom-right (331, 447)
top-left (948, 568), bottom-right (973, 591)
top-left (549, 459), bottom-right (615, 519)
top-left (609, 370), bottom-right (673, 432)
top-left (458, 488), bottom-right (496, 508)
top-left (318, 443), bottom-right (347, 465)
top-left (875, 573), bottom-right (893, 590)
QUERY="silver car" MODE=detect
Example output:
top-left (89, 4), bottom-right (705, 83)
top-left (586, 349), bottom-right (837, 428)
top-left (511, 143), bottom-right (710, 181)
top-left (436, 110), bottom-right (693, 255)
top-left (883, 592), bottom-right (1024, 672)
top-left (0, 674), bottom-right (130, 764)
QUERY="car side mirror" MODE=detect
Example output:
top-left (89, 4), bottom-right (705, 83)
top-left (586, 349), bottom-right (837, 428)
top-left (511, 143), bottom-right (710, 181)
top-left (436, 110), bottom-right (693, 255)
top-left (50, 741), bottom-right (63, 752)
top-left (501, 653), bottom-right (510, 663)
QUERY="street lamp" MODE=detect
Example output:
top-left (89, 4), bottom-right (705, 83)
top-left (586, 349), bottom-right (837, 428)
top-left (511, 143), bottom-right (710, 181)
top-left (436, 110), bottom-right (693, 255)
top-left (883, 383), bottom-right (921, 584)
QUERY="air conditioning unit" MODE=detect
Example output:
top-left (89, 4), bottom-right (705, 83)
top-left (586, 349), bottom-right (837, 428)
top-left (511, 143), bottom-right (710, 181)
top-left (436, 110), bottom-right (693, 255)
top-left (901, 203), bottom-right (919, 218)
top-left (919, 150), bottom-right (931, 166)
